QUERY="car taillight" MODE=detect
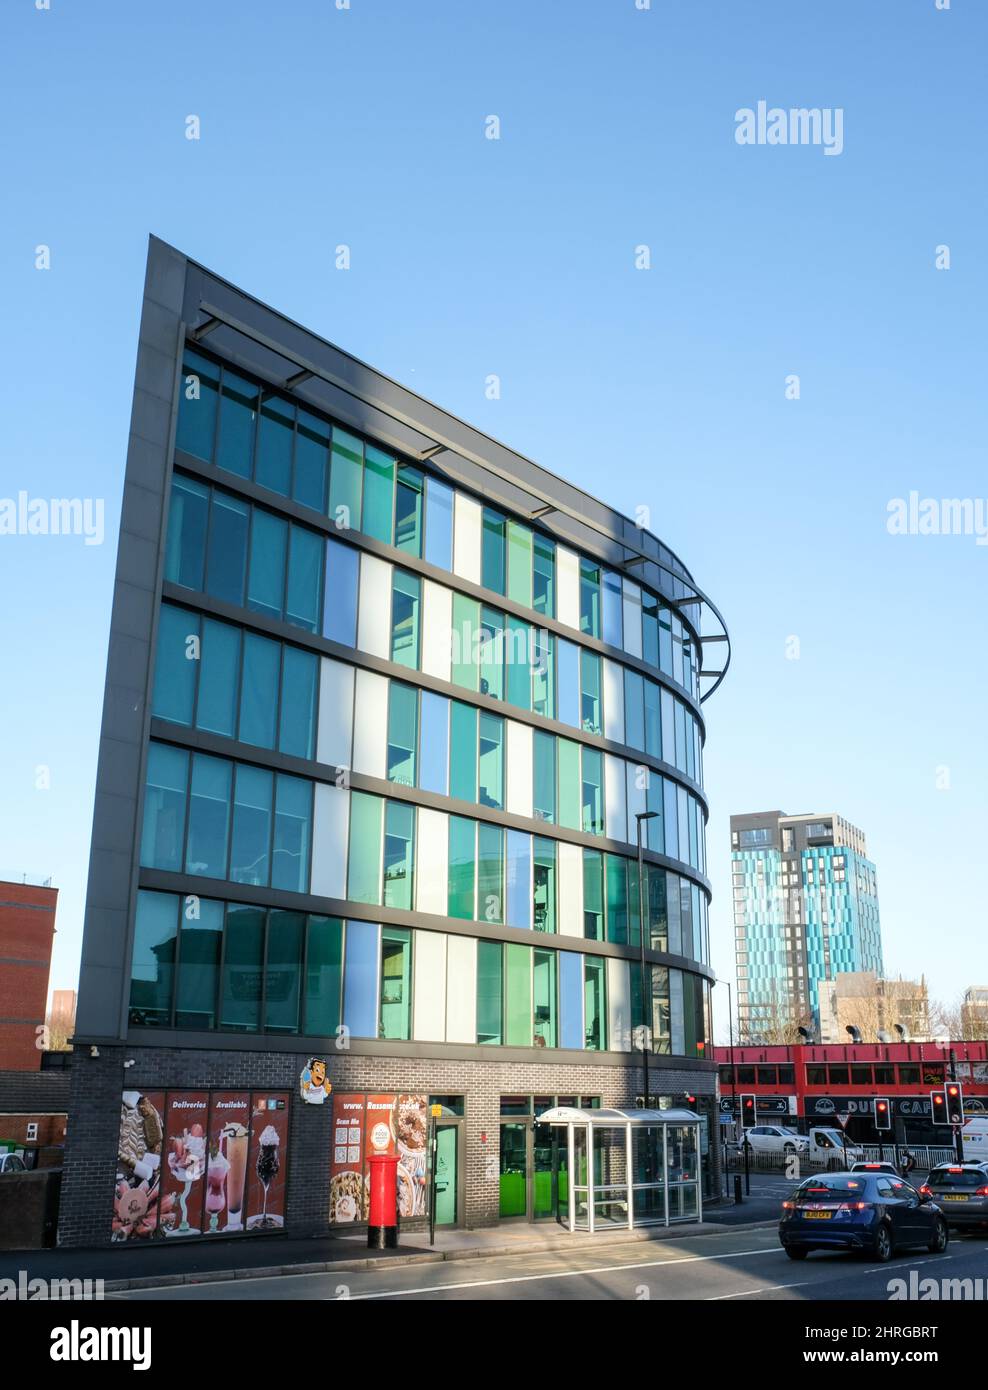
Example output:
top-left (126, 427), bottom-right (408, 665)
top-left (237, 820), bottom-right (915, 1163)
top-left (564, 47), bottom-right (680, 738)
top-left (782, 1201), bottom-right (793, 1209)
top-left (837, 1202), bottom-right (870, 1213)
top-left (975, 1186), bottom-right (988, 1197)
top-left (919, 1186), bottom-right (932, 1198)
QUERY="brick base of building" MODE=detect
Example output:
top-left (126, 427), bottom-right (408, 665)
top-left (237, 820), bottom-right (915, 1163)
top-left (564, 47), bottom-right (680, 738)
top-left (57, 1044), bottom-right (720, 1248)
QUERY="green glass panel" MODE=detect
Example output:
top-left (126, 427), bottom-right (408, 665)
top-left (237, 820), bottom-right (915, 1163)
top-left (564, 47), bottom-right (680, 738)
top-left (606, 854), bottom-right (629, 945)
top-left (580, 650), bottom-right (602, 734)
top-left (532, 630), bottom-right (554, 719)
top-left (264, 909), bottom-right (304, 1033)
top-left (533, 949), bottom-right (557, 1049)
top-left (581, 746), bottom-right (603, 836)
top-left (647, 864), bottom-right (668, 950)
top-left (482, 508), bottom-right (506, 593)
top-left (499, 1122), bottom-right (527, 1215)
top-left (347, 791), bottom-right (382, 904)
top-left (362, 444), bottom-right (395, 543)
top-left (504, 943), bottom-right (533, 1047)
top-left (579, 559), bottom-right (600, 638)
top-left (505, 621), bottom-right (531, 711)
top-left (130, 890), bottom-right (178, 1025)
top-left (558, 738), bottom-right (581, 831)
top-left (451, 593), bottom-right (480, 691)
top-left (477, 822), bottom-right (504, 924)
top-left (480, 607), bottom-right (504, 701)
top-left (152, 604), bottom-right (198, 726)
top-left (533, 836), bottom-right (556, 934)
top-left (329, 427), bottom-right (363, 530)
top-left (478, 712), bottom-right (504, 810)
top-left (380, 927), bottom-right (411, 1040)
top-left (449, 702), bottom-right (478, 803)
top-left (533, 534), bottom-right (555, 618)
top-left (220, 903), bottom-right (264, 1032)
top-left (175, 897), bottom-right (223, 1030)
top-left (294, 409), bottom-right (330, 512)
top-left (448, 816), bottom-right (476, 920)
top-left (383, 801), bottom-right (415, 910)
top-left (394, 465), bottom-right (423, 556)
top-left (216, 370), bottom-right (257, 479)
top-left (506, 520), bottom-right (533, 608)
top-left (255, 392), bottom-right (294, 497)
top-left (583, 849), bottom-right (603, 940)
top-left (476, 940), bottom-right (503, 1044)
top-left (303, 915), bottom-right (343, 1036)
top-left (175, 351), bottom-right (219, 462)
top-left (387, 682), bottom-right (418, 787)
top-left (584, 957), bottom-right (606, 1051)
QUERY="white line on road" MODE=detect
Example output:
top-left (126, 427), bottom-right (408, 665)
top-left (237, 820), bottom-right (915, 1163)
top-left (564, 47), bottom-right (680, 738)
top-left (345, 1245), bottom-right (782, 1300)
top-left (708, 1281), bottom-right (809, 1300)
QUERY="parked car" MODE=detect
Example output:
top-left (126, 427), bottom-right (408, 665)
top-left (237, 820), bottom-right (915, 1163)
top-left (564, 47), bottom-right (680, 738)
top-left (0, 1153), bottom-right (26, 1174)
top-left (741, 1125), bottom-right (809, 1156)
top-left (850, 1161), bottom-right (901, 1178)
top-left (780, 1171), bottom-right (948, 1261)
top-left (924, 1163), bottom-right (988, 1231)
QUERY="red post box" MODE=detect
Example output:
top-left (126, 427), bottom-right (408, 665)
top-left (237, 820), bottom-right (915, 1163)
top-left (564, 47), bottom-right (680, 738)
top-left (367, 1153), bottom-right (400, 1249)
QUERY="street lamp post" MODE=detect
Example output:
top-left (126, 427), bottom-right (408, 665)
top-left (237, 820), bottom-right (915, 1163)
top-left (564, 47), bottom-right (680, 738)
top-left (635, 811), bottom-right (658, 1109)
top-left (715, 976), bottom-right (737, 1198)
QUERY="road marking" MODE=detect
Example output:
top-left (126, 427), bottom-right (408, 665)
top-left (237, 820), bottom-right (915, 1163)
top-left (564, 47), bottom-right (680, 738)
top-left (345, 1245), bottom-right (782, 1300)
top-left (862, 1254), bottom-right (952, 1274)
top-left (708, 1281), bottom-right (809, 1300)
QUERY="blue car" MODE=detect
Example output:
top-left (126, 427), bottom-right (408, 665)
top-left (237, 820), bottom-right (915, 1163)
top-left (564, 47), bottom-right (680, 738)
top-left (779, 1171), bottom-right (949, 1261)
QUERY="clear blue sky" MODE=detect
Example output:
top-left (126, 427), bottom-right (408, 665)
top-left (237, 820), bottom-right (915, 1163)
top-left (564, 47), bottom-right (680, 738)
top-left (1, 1), bottom-right (985, 1023)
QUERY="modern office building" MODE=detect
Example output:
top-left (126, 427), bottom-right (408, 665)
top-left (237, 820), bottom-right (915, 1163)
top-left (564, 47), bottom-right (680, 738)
top-left (731, 811), bottom-right (883, 1041)
top-left (58, 238), bottom-right (729, 1247)
top-left (0, 878), bottom-right (57, 1070)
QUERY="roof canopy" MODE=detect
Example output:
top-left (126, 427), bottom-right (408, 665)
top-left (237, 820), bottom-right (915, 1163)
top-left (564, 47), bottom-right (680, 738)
top-left (536, 1107), bottom-right (700, 1126)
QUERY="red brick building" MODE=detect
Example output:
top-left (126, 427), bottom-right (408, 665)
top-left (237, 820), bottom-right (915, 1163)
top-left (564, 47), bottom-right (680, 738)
top-left (0, 880), bottom-right (58, 1070)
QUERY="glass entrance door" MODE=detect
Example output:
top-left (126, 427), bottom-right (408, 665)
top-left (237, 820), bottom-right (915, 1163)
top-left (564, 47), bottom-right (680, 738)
top-left (499, 1123), bottom-right (528, 1218)
top-left (434, 1125), bottom-right (458, 1226)
top-left (500, 1122), bottom-right (568, 1221)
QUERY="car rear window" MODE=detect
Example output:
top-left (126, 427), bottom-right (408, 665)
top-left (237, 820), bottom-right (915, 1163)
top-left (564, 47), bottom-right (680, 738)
top-left (929, 1168), bottom-right (986, 1189)
top-left (795, 1176), bottom-right (867, 1201)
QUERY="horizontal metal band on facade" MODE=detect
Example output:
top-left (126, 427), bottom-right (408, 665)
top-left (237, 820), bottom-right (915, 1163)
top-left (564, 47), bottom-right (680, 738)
top-left (169, 447), bottom-right (710, 736)
top-left (156, 580), bottom-right (710, 822)
top-left (180, 289), bottom-right (728, 699)
top-left (136, 866), bottom-right (715, 979)
top-left (146, 715), bottom-right (713, 898)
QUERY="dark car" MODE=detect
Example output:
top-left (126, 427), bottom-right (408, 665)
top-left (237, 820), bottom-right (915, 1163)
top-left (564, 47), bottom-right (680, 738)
top-left (779, 1171), bottom-right (948, 1261)
top-left (924, 1163), bottom-right (988, 1231)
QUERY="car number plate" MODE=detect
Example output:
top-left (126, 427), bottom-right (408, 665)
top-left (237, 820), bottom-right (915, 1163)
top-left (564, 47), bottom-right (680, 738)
top-left (804, 1210), bottom-right (833, 1219)
top-left (943, 1195), bottom-right (969, 1202)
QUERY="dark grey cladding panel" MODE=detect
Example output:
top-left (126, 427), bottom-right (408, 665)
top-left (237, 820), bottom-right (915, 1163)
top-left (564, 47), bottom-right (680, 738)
top-left (76, 237), bottom-right (188, 1040)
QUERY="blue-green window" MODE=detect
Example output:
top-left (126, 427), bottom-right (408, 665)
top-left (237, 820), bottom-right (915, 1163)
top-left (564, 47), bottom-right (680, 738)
top-left (273, 774), bottom-right (312, 892)
top-left (294, 409), bottom-right (330, 513)
top-left (152, 605), bottom-right (199, 726)
top-left (482, 508), bottom-right (506, 593)
top-left (477, 822), bottom-right (504, 924)
top-left (256, 392), bottom-right (294, 497)
top-left (216, 371), bottom-right (258, 479)
top-left (533, 534), bottom-right (555, 617)
top-left (391, 570), bottom-right (421, 668)
top-left (323, 538), bottom-right (359, 648)
top-left (580, 650), bottom-right (602, 734)
top-left (286, 524), bottom-right (322, 632)
top-left (605, 854), bottom-right (629, 944)
top-left (476, 940), bottom-right (503, 1045)
top-left (141, 743), bottom-right (189, 872)
top-left (387, 682), bottom-right (418, 787)
top-left (394, 465), bottom-right (423, 556)
top-left (448, 816), bottom-right (476, 920)
top-left (533, 731), bottom-right (556, 823)
top-left (165, 476), bottom-right (208, 591)
top-left (533, 836), bottom-right (557, 934)
top-left (532, 630), bottom-right (554, 718)
top-left (220, 904), bottom-right (264, 1031)
top-left (279, 646), bottom-right (318, 760)
top-left (583, 848), bottom-right (603, 940)
top-left (329, 427), bottom-right (363, 530)
top-left (206, 492), bottom-right (249, 606)
top-left (380, 928), bottom-right (412, 1040)
top-left (175, 352), bottom-right (219, 462)
top-left (130, 891), bottom-right (179, 1025)
top-left (383, 801), bottom-right (415, 910)
top-left (230, 764), bottom-right (273, 886)
top-left (424, 478), bottom-right (453, 570)
top-left (247, 509), bottom-right (288, 619)
top-left (362, 444), bottom-right (394, 544)
top-left (348, 792), bottom-right (383, 904)
top-left (624, 670), bottom-right (645, 751)
top-left (198, 618), bottom-right (240, 738)
top-left (419, 691), bottom-right (449, 795)
top-left (478, 713), bottom-right (504, 809)
top-left (479, 607), bottom-right (503, 700)
top-left (580, 559), bottom-right (600, 638)
top-left (581, 747), bottom-right (604, 836)
top-left (304, 916), bottom-right (343, 1035)
top-left (185, 754), bottom-right (232, 880)
top-left (584, 956), bottom-right (606, 1050)
top-left (264, 909), bottom-right (304, 1033)
top-left (533, 949), bottom-right (557, 1048)
top-left (449, 701), bottom-right (478, 803)
top-left (239, 632), bottom-right (280, 749)
top-left (175, 897), bottom-right (224, 1030)
top-left (642, 592), bottom-right (660, 668)
top-left (505, 620), bottom-right (531, 711)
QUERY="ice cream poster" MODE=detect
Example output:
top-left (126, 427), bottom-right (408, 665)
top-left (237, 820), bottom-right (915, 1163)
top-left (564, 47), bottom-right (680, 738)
top-left (111, 1090), bottom-right (167, 1242)
top-left (299, 1057), bottom-right (332, 1104)
top-left (245, 1095), bottom-right (289, 1231)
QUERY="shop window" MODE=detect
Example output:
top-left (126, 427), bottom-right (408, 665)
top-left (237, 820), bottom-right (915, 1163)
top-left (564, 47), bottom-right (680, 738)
top-left (380, 928), bottom-right (411, 1040)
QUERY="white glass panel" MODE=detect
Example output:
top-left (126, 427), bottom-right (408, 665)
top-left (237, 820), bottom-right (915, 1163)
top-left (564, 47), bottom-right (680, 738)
top-left (316, 657), bottom-right (354, 769)
top-left (412, 929), bottom-right (447, 1042)
top-left (557, 841), bottom-right (584, 937)
top-left (356, 553), bottom-right (392, 658)
top-left (445, 934), bottom-right (477, 1043)
top-left (604, 753), bottom-right (627, 844)
top-left (607, 956), bottom-right (632, 1051)
top-left (622, 579), bottom-right (643, 659)
top-left (351, 668), bottom-right (388, 779)
top-left (603, 659), bottom-right (625, 744)
top-left (415, 807), bottom-right (449, 916)
top-left (670, 967), bottom-right (685, 1055)
top-left (421, 579), bottom-right (452, 682)
top-left (555, 544), bottom-right (580, 629)
top-left (505, 720), bottom-right (533, 819)
top-left (310, 783), bottom-right (349, 898)
top-left (452, 493), bottom-right (482, 585)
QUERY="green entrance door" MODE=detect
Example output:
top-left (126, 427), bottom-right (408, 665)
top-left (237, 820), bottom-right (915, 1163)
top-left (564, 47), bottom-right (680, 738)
top-left (499, 1123), bottom-right (528, 1217)
top-left (500, 1122), bottom-right (568, 1221)
top-left (434, 1125), bottom-right (458, 1226)
top-left (533, 1122), bottom-right (567, 1220)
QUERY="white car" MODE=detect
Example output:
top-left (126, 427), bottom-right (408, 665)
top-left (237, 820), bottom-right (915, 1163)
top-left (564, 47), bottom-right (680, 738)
top-left (740, 1125), bottom-right (809, 1156)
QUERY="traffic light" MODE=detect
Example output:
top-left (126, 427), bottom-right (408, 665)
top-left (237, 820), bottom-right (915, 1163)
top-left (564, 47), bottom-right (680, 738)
top-left (874, 1097), bottom-right (892, 1131)
top-left (945, 1082), bottom-right (964, 1125)
top-left (740, 1093), bottom-right (756, 1129)
top-left (930, 1090), bottom-right (947, 1124)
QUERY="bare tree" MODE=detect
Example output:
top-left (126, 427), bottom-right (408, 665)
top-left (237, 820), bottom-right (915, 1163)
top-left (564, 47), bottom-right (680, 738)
top-left (44, 1005), bottom-right (74, 1051)
top-left (738, 984), bottom-right (813, 1045)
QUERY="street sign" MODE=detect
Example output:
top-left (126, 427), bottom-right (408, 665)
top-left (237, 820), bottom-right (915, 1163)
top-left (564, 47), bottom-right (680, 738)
top-left (837, 1112), bottom-right (851, 1129)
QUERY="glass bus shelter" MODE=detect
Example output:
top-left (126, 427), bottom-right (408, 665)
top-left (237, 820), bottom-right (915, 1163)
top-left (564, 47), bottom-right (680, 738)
top-left (536, 1107), bottom-right (702, 1231)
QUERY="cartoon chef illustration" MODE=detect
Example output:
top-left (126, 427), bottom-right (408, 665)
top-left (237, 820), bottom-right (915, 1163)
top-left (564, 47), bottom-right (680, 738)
top-left (300, 1057), bottom-right (332, 1104)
